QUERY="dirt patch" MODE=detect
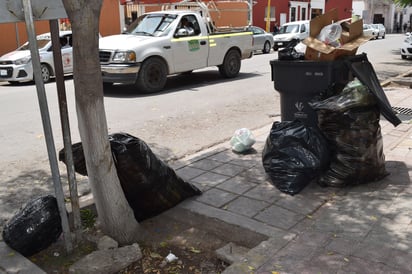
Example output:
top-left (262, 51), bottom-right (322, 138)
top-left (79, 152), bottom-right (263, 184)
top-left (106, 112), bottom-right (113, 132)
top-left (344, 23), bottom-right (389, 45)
top-left (29, 207), bottom-right (267, 273)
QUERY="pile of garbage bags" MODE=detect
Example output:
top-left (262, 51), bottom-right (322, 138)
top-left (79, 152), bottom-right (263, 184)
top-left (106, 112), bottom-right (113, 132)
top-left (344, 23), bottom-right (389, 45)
top-left (60, 133), bottom-right (201, 221)
top-left (263, 54), bottom-right (401, 195)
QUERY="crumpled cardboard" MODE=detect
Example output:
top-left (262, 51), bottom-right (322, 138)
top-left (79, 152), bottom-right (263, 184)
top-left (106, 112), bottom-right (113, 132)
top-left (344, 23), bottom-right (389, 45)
top-left (303, 9), bottom-right (372, 61)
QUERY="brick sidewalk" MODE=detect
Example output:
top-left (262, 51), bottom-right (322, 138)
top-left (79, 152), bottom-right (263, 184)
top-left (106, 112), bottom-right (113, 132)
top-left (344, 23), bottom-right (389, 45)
top-left (171, 86), bottom-right (412, 273)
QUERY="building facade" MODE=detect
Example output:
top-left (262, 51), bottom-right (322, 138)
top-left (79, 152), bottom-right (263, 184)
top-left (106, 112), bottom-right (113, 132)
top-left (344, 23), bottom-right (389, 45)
top-left (252, 0), bottom-right (352, 32)
top-left (119, 0), bottom-right (353, 33)
top-left (0, 0), bottom-right (373, 56)
top-left (352, 0), bottom-right (412, 33)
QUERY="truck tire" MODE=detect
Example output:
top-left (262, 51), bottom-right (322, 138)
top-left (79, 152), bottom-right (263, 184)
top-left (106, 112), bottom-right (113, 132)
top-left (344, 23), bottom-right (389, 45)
top-left (136, 57), bottom-right (167, 93)
top-left (219, 49), bottom-right (241, 78)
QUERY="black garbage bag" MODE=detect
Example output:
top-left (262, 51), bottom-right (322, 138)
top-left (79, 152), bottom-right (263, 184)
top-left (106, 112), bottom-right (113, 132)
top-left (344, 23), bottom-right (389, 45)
top-left (278, 39), bottom-right (305, 61)
top-left (2, 195), bottom-right (62, 257)
top-left (344, 53), bottom-right (401, 127)
top-left (262, 120), bottom-right (330, 195)
top-left (59, 133), bottom-right (201, 221)
top-left (310, 79), bottom-right (388, 187)
top-left (64, 142), bottom-right (88, 176)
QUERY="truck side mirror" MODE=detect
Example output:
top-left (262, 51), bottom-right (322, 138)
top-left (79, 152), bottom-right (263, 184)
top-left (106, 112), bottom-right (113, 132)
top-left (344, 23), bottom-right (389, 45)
top-left (175, 28), bottom-right (189, 38)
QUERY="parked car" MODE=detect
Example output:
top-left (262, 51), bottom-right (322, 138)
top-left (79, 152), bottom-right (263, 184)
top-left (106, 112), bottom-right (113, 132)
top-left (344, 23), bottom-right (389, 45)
top-left (363, 24), bottom-right (378, 39)
top-left (247, 26), bottom-right (274, 54)
top-left (401, 33), bottom-right (412, 59)
top-left (371, 23), bottom-right (386, 39)
top-left (0, 31), bottom-right (73, 84)
top-left (273, 20), bottom-right (310, 51)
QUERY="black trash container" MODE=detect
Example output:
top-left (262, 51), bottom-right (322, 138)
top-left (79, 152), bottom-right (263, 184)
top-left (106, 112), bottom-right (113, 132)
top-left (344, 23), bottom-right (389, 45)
top-left (270, 59), bottom-right (351, 127)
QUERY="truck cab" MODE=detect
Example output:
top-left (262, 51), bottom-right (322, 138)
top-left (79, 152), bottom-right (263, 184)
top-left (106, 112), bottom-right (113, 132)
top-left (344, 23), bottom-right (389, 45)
top-left (99, 10), bottom-right (253, 93)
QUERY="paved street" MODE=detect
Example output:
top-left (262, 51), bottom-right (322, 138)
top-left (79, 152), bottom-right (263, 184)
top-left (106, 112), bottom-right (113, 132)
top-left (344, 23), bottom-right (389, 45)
top-left (0, 34), bottom-right (412, 273)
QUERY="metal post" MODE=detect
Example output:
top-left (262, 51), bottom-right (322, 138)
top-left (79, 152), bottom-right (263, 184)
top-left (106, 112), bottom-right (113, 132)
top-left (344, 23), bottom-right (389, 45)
top-left (22, 0), bottom-right (73, 254)
top-left (49, 19), bottom-right (82, 243)
top-left (14, 23), bottom-right (20, 47)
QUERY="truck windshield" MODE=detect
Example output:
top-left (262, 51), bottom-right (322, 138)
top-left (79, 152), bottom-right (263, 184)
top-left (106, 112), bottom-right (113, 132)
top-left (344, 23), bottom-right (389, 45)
top-left (126, 14), bottom-right (177, 37)
top-left (279, 24), bottom-right (299, 34)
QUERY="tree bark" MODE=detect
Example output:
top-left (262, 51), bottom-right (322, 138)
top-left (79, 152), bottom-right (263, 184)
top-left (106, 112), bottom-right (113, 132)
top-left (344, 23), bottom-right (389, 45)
top-left (62, 0), bottom-right (141, 244)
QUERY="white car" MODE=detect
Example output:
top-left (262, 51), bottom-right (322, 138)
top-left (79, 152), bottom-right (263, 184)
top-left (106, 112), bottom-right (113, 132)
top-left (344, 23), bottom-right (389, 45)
top-left (363, 24), bottom-right (378, 39)
top-left (371, 23), bottom-right (386, 39)
top-left (273, 20), bottom-right (310, 51)
top-left (401, 33), bottom-right (412, 59)
top-left (0, 31), bottom-right (73, 84)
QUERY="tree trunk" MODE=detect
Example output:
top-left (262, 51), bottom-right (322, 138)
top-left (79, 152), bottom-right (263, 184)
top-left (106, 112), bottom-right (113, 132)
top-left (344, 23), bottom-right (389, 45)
top-left (62, 0), bottom-right (141, 244)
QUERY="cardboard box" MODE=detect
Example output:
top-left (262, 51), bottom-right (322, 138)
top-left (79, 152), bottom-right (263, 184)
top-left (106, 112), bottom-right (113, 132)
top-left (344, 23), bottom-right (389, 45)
top-left (303, 9), bottom-right (372, 61)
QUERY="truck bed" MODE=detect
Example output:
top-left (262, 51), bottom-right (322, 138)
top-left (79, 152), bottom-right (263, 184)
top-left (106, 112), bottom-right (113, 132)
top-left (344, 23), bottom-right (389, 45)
top-left (210, 26), bottom-right (250, 35)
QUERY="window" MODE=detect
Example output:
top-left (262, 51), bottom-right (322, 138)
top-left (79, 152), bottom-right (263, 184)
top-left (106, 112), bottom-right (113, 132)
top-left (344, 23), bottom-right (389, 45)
top-left (301, 8), bottom-right (306, 21)
top-left (290, 7), bottom-right (296, 22)
top-left (264, 6), bottom-right (276, 21)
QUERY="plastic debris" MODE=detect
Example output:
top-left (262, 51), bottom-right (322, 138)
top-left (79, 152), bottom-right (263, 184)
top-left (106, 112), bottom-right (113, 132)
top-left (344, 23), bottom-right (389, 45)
top-left (165, 252), bottom-right (178, 263)
top-left (230, 128), bottom-right (256, 153)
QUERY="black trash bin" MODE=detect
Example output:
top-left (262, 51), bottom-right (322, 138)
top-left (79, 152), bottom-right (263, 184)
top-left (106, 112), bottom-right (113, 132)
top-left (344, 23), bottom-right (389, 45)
top-left (270, 59), bottom-right (352, 127)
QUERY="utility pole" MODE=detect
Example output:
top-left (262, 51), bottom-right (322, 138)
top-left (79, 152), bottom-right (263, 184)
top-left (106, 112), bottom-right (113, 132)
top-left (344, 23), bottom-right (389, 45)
top-left (266, 0), bottom-right (271, 32)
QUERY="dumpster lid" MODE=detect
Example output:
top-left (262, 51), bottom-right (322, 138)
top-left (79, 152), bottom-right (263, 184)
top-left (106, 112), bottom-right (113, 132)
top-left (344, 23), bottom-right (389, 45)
top-left (344, 53), bottom-right (402, 127)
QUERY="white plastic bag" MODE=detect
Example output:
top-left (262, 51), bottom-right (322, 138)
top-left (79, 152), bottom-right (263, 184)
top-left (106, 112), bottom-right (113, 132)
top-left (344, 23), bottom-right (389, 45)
top-left (230, 128), bottom-right (256, 153)
top-left (317, 23), bottom-right (342, 47)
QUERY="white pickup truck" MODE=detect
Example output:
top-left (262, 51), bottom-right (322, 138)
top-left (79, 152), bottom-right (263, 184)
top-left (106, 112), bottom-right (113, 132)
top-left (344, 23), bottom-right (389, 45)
top-left (98, 10), bottom-right (254, 93)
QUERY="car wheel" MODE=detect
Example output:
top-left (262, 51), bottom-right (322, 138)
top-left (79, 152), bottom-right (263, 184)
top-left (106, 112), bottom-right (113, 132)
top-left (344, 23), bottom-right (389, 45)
top-left (40, 64), bottom-right (52, 83)
top-left (382, 33), bottom-right (385, 39)
top-left (273, 45), bottom-right (278, 51)
top-left (262, 41), bottom-right (271, 54)
top-left (401, 55), bottom-right (407, 60)
top-left (136, 57), bottom-right (167, 93)
top-left (218, 49), bottom-right (241, 78)
top-left (8, 81), bottom-right (20, 85)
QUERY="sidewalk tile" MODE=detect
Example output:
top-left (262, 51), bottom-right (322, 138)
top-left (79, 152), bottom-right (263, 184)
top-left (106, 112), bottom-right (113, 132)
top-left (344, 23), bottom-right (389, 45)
top-left (225, 196), bottom-right (270, 218)
top-left (254, 205), bottom-right (306, 230)
top-left (194, 188), bottom-right (237, 208)
top-left (216, 176), bottom-right (257, 195)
